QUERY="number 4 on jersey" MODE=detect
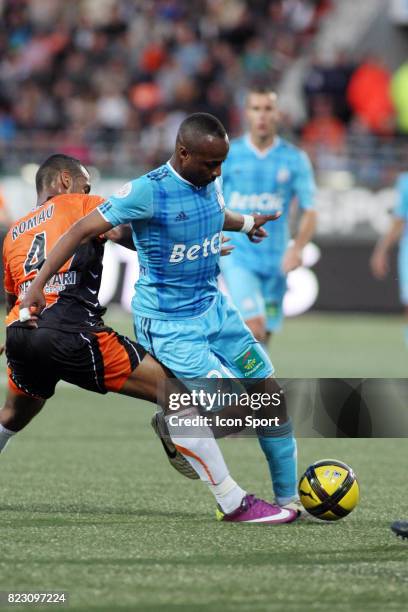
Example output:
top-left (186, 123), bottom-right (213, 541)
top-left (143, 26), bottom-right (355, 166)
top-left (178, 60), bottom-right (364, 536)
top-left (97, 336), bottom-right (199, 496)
top-left (24, 232), bottom-right (46, 275)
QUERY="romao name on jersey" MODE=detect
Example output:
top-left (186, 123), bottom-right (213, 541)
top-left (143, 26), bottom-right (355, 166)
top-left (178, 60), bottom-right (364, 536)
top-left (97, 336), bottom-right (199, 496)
top-left (19, 271), bottom-right (78, 295)
top-left (229, 192), bottom-right (283, 212)
top-left (12, 204), bottom-right (55, 240)
top-left (169, 231), bottom-right (222, 264)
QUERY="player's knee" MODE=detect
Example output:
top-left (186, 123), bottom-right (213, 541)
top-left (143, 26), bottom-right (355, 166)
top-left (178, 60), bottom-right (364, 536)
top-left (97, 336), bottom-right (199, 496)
top-left (246, 317), bottom-right (267, 343)
top-left (0, 393), bottom-right (45, 431)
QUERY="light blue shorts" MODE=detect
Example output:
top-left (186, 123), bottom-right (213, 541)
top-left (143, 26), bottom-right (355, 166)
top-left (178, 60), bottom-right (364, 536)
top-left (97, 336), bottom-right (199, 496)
top-left (135, 292), bottom-right (274, 380)
top-left (399, 240), bottom-right (408, 305)
top-left (222, 266), bottom-right (286, 332)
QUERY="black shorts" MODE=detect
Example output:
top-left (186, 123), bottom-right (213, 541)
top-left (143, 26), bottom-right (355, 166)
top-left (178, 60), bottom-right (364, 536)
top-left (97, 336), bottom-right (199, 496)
top-left (6, 326), bottom-right (147, 400)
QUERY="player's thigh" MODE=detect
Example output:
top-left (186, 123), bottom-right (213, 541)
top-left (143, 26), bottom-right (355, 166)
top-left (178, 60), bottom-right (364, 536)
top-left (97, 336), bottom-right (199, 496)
top-left (67, 329), bottom-right (152, 398)
top-left (6, 326), bottom-right (59, 400)
top-left (119, 353), bottom-right (176, 404)
top-left (92, 330), bottom-right (191, 406)
top-left (136, 314), bottom-right (232, 380)
top-left (262, 273), bottom-right (286, 332)
top-left (222, 266), bottom-right (265, 322)
top-left (209, 293), bottom-right (274, 380)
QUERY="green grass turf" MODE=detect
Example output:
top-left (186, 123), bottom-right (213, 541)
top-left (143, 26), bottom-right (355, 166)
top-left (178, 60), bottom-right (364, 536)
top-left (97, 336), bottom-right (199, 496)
top-left (0, 312), bottom-right (407, 611)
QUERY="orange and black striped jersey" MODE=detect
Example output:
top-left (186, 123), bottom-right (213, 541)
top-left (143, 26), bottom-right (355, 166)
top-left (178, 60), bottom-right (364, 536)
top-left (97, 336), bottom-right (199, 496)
top-left (3, 193), bottom-right (107, 331)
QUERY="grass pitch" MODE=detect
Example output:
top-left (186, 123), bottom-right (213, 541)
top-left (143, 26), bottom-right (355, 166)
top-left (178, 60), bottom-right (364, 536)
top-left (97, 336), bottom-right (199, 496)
top-left (0, 312), bottom-right (407, 611)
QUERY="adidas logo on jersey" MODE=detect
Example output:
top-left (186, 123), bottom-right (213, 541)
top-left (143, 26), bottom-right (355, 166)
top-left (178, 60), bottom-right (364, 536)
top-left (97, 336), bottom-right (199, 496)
top-left (169, 232), bottom-right (222, 264)
top-left (175, 211), bottom-right (189, 221)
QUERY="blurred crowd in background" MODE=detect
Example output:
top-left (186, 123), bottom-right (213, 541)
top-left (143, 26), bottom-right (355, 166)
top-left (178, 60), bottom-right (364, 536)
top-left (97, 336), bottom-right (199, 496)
top-left (0, 0), bottom-right (407, 187)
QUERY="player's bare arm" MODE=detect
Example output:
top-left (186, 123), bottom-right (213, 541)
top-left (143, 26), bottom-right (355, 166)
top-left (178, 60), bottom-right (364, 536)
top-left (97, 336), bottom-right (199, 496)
top-left (223, 209), bottom-right (282, 243)
top-left (104, 224), bottom-right (136, 251)
top-left (282, 209), bottom-right (317, 274)
top-left (5, 290), bottom-right (17, 315)
top-left (21, 209), bottom-right (113, 317)
top-left (370, 217), bottom-right (405, 279)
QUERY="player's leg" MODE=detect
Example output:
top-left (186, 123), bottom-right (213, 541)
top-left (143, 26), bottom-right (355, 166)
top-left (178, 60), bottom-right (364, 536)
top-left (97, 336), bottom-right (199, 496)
top-left (136, 313), bottom-right (297, 523)
top-left (135, 317), bottom-right (246, 513)
top-left (262, 271), bottom-right (286, 343)
top-left (1, 326), bottom-right (54, 453)
top-left (210, 293), bottom-right (298, 506)
top-left (0, 389), bottom-right (46, 452)
top-left (87, 332), bottom-right (200, 480)
top-left (247, 376), bottom-right (298, 506)
top-left (398, 241), bottom-right (408, 347)
top-left (221, 266), bottom-right (269, 346)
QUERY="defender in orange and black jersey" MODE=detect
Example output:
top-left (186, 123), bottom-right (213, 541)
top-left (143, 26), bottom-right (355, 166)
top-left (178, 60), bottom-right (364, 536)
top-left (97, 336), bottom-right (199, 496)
top-left (0, 155), bottom-right (197, 486)
top-left (4, 193), bottom-right (147, 399)
top-left (4, 193), bottom-right (107, 332)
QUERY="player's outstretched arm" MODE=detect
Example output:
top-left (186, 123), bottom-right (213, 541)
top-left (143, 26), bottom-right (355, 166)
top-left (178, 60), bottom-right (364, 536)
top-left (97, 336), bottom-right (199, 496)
top-left (370, 217), bottom-right (405, 279)
top-left (20, 210), bottom-right (113, 318)
top-left (282, 209), bottom-right (317, 273)
top-left (223, 209), bottom-right (281, 242)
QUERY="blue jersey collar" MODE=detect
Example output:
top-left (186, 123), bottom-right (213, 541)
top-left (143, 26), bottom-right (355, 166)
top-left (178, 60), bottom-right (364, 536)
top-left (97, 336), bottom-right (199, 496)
top-left (245, 134), bottom-right (281, 159)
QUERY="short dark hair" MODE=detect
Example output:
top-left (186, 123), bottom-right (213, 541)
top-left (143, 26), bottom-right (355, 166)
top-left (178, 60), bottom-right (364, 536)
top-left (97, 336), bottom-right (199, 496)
top-left (177, 113), bottom-right (227, 149)
top-left (35, 154), bottom-right (86, 193)
top-left (247, 86), bottom-right (277, 97)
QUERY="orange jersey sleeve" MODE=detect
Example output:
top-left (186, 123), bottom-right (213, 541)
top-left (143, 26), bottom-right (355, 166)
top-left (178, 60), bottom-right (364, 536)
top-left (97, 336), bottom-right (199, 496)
top-left (83, 195), bottom-right (106, 216)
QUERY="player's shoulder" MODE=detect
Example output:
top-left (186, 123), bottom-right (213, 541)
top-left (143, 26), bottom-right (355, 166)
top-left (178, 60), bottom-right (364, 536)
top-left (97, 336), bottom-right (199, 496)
top-left (277, 137), bottom-right (305, 156)
top-left (52, 193), bottom-right (105, 208)
top-left (224, 137), bottom-right (249, 167)
top-left (397, 172), bottom-right (408, 190)
top-left (276, 138), bottom-right (312, 170)
top-left (229, 136), bottom-right (247, 150)
top-left (5, 199), bottom-right (56, 245)
top-left (146, 163), bottom-right (171, 183)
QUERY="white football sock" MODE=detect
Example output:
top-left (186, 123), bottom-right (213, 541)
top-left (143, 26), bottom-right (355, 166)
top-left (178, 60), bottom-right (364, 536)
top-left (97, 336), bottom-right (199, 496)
top-left (208, 475), bottom-right (246, 514)
top-left (165, 409), bottom-right (246, 513)
top-left (0, 424), bottom-right (16, 452)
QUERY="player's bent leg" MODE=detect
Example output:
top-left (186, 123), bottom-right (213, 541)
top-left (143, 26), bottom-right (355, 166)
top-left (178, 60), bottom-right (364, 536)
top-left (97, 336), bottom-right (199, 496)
top-left (91, 331), bottom-right (200, 480)
top-left (245, 315), bottom-right (268, 344)
top-left (0, 389), bottom-right (46, 452)
top-left (135, 306), bottom-right (297, 523)
top-left (117, 353), bottom-right (171, 403)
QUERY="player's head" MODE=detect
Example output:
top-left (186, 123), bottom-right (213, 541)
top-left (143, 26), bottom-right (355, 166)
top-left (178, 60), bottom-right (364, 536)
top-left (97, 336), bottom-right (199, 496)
top-left (36, 154), bottom-right (91, 197)
top-left (245, 87), bottom-right (280, 140)
top-left (175, 113), bottom-right (229, 187)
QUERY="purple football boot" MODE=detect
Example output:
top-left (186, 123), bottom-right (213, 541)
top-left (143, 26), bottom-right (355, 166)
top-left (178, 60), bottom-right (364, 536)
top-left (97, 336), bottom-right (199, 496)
top-left (216, 494), bottom-right (299, 524)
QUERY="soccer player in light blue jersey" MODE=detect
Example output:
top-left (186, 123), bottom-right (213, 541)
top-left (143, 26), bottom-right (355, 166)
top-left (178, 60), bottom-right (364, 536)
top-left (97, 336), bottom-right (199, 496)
top-left (22, 114), bottom-right (300, 524)
top-left (371, 173), bottom-right (408, 345)
top-left (221, 87), bottom-right (317, 345)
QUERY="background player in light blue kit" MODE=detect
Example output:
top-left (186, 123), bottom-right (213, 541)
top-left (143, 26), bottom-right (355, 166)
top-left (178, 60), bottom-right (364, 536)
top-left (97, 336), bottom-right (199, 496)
top-left (371, 172), bottom-right (408, 345)
top-left (221, 87), bottom-right (317, 346)
top-left (22, 114), bottom-right (300, 524)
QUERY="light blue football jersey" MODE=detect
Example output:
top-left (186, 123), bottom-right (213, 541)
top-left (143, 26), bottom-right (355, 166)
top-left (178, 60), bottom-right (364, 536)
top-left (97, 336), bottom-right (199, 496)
top-left (220, 135), bottom-right (315, 276)
top-left (98, 162), bottom-right (225, 320)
